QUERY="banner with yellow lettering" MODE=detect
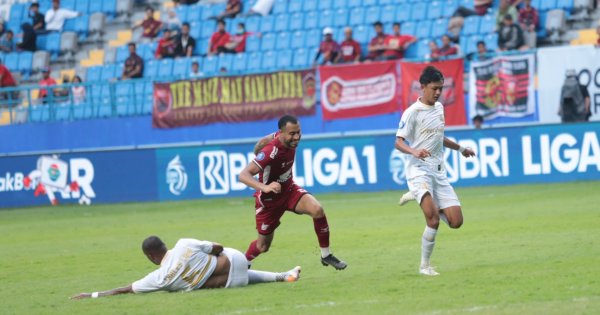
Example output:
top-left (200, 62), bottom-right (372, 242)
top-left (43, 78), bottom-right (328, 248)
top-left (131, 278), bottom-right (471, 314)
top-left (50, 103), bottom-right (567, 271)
top-left (152, 70), bottom-right (317, 128)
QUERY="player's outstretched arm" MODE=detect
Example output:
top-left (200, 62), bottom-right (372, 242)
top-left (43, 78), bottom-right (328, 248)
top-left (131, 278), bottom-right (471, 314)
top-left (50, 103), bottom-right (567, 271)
top-left (253, 133), bottom-right (276, 155)
top-left (70, 284), bottom-right (133, 300)
top-left (443, 137), bottom-right (476, 157)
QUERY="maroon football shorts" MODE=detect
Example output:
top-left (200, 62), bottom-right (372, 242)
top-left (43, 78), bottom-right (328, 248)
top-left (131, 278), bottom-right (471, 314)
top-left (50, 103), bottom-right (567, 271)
top-left (253, 183), bottom-right (309, 235)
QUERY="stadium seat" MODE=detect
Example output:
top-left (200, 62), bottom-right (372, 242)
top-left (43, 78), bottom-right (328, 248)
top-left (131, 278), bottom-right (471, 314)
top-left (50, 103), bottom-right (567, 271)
top-left (305, 29), bottom-right (321, 49)
top-left (353, 25), bottom-right (369, 43)
top-left (32, 51), bottom-right (50, 73)
top-left (293, 48), bottom-right (310, 68)
top-left (201, 20), bottom-right (216, 38)
top-left (349, 7), bottom-right (365, 26)
top-left (333, 0), bottom-right (348, 9)
top-left (232, 53), bottom-right (247, 72)
top-left (276, 32), bottom-right (291, 50)
top-left (9, 3), bottom-right (23, 22)
top-left (218, 54), bottom-right (233, 71)
top-left (115, 82), bottom-right (134, 116)
top-left (175, 5), bottom-right (188, 22)
top-left (196, 40), bottom-right (208, 56)
top-left (75, 15), bottom-right (90, 40)
top-left (144, 60), bottom-right (159, 78)
top-left (464, 35), bottom-right (483, 55)
top-left (363, 0), bottom-right (377, 6)
top-left (273, 0), bottom-right (287, 14)
top-left (379, 0), bottom-right (393, 4)
top-left (415, 20), bottom-right (432, 39)
top-left (260, 15), bottom-right (275, 33)
top-left (304, 11), bottom-right (318, 29)
top-left (442, 0), bottom-right (459, 17)
top-left (484, 33), bottom-right (498, 51)
top-left (29, 105), bottom-right (51, 123)
top-left (290, 31), bottom-right (306, 49)
top-left (334, 8), bottom-right (349, 27)
top-left (277, 50), bottom-right (293, 69)
top-left (479, 14), bottom-right (495, 34)
top-left (61, 0), bottom-right (76, 10)
top-left (274, 14), bottom-right (289, 32)
top-left (428, 1), bottom-right (443, 20)
top-left (60, 32), bottom-right (78, 55)
top-left (431, 18), bottom-right (449, 38)
top-left (64, 18), bottom-right (77, 32)
top-left (89, 12), bottom-right (106, 36)
top-left (142, 81), bottom-right (153, 114)
top-left (288, 1), bottom-right (302, 13)
top-left (75, 0), bottom-right (90, 14)
top-left (318, 0), bottom-right (333, 10)
top-left (55, 103), bottom-right (72, 121)
top-left (556, 0), bottom-right (574, 10)
top-left (172, 57), bottom-right (190, 78)
top-left (245, 15), bottom-right (261, 33)
top-left (246, 35), bottom-right (260, 52)
top-left (303, 0), bottom-right (318, 12)
top-left (46, 33), bottom-right (61, 57)
top-left (396, 4), bottom-right (411, 23)
top-left (380, 5), bottom-right (396, 24)
top-left (89, 0), bottom-right (102, 13)
top-left (289, 12), bottom-right (303, 31)
top-left (364, 6), bottom-right (381, 25)
top-left (348, 0), bottom-right (363, 7)
top-left (261, 51), bottom-right (276, 71)
top-left (405, 39), bottom-right (430, 60)
top-left (86, 66), bottom-right (102, 82)
top-left (157, 59), bottom-right (174, 78)
top-left (540, 0), bottom-right (558, 11)
top-left (261, 32), bottom-right (276, 51)
top-left (73, 103), bottom-right (94, 119)
top-left (115, 45), bottom-right (129, 63)
top-left (246, 52), bottom-right (262, 72)
top-left (402, 21), bottom-right (417, 37)
top-left (116, 0), bottom-right (133, 18)
top-left (203, 55), bottom-right (218, 75)
top-left (18, 52), bottom-right (32, 74)
top-left (461, 16), bottom-right (480, 36)
top-left (189, 5), bottom-right (204, 22)
top-left (101, 64), bottom-right (116, 81)
top-left (411, 2), bottom-right (427, 21)
top-left (319, 10), bottom-right (334, 28)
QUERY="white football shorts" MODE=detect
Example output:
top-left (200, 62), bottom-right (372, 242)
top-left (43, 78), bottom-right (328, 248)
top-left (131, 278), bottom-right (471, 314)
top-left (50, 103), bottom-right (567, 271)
top-left (222, 248), bottom-right (249, 288)
top-left (407, 165), bottom-right (461, 209)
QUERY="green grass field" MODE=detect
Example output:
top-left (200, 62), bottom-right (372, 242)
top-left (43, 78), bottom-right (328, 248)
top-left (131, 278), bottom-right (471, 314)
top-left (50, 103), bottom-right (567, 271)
top-left (1, 181), bottom-right (600, 315)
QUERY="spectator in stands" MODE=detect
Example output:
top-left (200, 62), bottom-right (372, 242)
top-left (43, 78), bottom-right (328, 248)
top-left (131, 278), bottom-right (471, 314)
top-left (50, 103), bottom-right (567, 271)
top-left (175, 22), bottom-right (196, 57)
top-left (448, 0), bottom-right (493, 41)
top-left (218, 23), bottom-right (252, 54)
top-left (39, 68), bottom-right (57, 102)
top-left (0, 30), bottom-right (16, 53)
top-left (498, 15), bottom-right (527, 51)
top-left (559, 70), bottom-right (591, 122)
top-left (122, 43), bottom-right (144, 80)
top-left (243, 0), bottom-right (275, 17)
top-left (427, 40), bottom-right (440, 60)
top-left (71, 75), bottom-right (85, 105)
top-left (314, 27), bottom-right (339, 66)
top-left (335, 27), bottom-right (361, 64)
top-left (174, 0), bottom-right (200, 5)
top-left (190, 61), bottom-right (203, 78)
top-left (0, 23), bottom-right (5, 39)
top-left (29, 3), bottom-right (45, 33)
top-left (365, 21), bottom-right (388, 61)
top-left (430, 35), bottom-right (458, 60)
top-left (163, 9), bottom-right (182, 37)
top-left (467, 40), bottom-right (494, 61)
top-left (45, 0), bottom-right (80, 32)
top-left (472, 115), bottom-right (484, 129)
top-left (496, 0), bottom-right (519, 29)
top-left (0, 59), bottom-right (18, 105)
top-left (213, 0), bottom-right (242, 19)
top-left (155, 29), bottom-right (177, 59)
top-left (208, 20), bottom-right (230, 55)
top-left (381, 22), bottom-right (417, 60)
top-left (134, 7), bottom-right (163, 43)
top-left (17, 23), bottom-right (37, 52)
top-left (518, 0), bottom-right (538, 48)
top-left (55, 75), bottom-right (71, 100)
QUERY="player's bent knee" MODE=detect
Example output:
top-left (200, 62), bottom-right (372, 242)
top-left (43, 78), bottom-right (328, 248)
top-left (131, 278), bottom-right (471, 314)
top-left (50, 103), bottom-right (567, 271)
top-left (449, 219), bottom-right (463, 229)
top-left (312, 206), bottom-right (325, 219)
top-left (427, 217), bottom-right (440, 229)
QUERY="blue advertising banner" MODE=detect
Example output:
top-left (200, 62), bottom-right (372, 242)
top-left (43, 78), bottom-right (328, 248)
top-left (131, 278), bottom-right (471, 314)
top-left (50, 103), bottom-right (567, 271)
top-left (1, 122), bottom-right (598, 208)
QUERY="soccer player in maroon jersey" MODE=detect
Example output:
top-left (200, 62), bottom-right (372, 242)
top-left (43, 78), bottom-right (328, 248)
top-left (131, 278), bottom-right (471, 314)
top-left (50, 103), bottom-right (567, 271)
top-left (238, 115), bottom-right (347, 270)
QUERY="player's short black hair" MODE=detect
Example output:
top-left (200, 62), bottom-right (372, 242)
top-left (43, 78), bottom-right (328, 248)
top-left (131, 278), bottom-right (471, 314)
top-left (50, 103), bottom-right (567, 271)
top-left (217, 19), bottom-right (226, 26)
top-left (182, 22), bottom-right (190, 28)
top-left (393, 22), bottom-right (400, 27)
top-left (278, 115), bottom-right (299, 130)
top-left (373, 21), bottom-right (383, 27)
top-left (476, 40), bottom-right (486, 46)
top-left (128, 42), bottom-right (136, 48)
top-left (419, 66), bottom-right (444, 85)
top-left (472, 115), bottom-right (484, 123)
top-left (142, 236), bottom-right (166, 253)
top-left (30, 3), bottom-right (39, 8)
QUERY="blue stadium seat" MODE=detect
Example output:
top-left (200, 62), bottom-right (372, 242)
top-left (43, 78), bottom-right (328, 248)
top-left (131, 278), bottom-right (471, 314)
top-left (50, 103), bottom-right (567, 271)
top-left (201, 20), bottom-right (216, 38)
top-left (277, 50), bottom-right (293, 69)
top-left (402, 21), bottom-right (417, 36)
top-left (45, 33), bottom-right (61, 56)
top-left (196, 40), bottom-right (209, 55)
top-left (261, 33), bottom-right (276, 51)
top-left (540, 0), bottom-right (558, 11)
top-left (484, 33), bottom-right (498, 51)
top-left (142, 81), bottom-right (153, 114)
top-left (442, 0), bottom-right (459, 17)
top-left (411, 2), bottom-right (427, 21)
top-left (62, 0), bottom-right (76, 10)
top-left (18, 52), bottom-right (32, 74)
top-left (260, 15), bottom-right (275, 33)
top-left (305, 29), bottom-right (321, 49)
top-left (73, 103), bottom-right (94, 119)
top-left (428, 1), bottom-right (444, 20)
top-left (353, 25), bottom-right (369, 43)
top-left (210, 3), bottom-right (227, 18)
top-left (74, 15), bottom-right (90, 39)
top-left (348, 0), bottom-right (363, 7)
top-left (246, 52), bottom-right (262, 72)
top-left (363, 0), bottom-right (377, 6)
top-left (380, 5), bottom-right (396, 23)
top-left (458, 0), bottom-right (474, 9)
top-left (415, 20), bottom-right (432, 39)
top-left (200, 4), bottom-right (214, 20)
top-left (203, 55), bottom-right (218, 75)
top-left (246, 35), bottom-right (261, 52)
top-left (293, 48), bottom-right (310, 68)
top-left (461, 16), bottom-right (481, 36)
top-left (537, 11), bottom-right (547, 39)
top-left (75, 0), bottom-right (90, 14)
top-left (4, 53), bottom-right (18, 72)
top-left (273, 0), bottom-right (287, 14)
top-left (304, 11), bottom-right (319, 29)
top-left (318, 0), bottom-right (333, 10)
top-left (89, 0), bottom-right (102, 13)
top-left (334, 8), bottom-right (349, 27)
top-left (30, 106), bottom-right (51, 123)
top-left (274, 14), bottom-right (289, 32)
top-left (379, 0), bottom-right (393, 4)
top-left (187, 5), bottom-right (202, 22)
top-left (9, 3), bottom-right (24, 22)
top-left (556, 0), bottom-right (573, 10)
top-left (55, 103), bottom-right (72, 121)
top-left (289, 12), bottom-right (304, 31)
top-left (101, 65), bottom-right (116, 81)
top-left (64, 19), bottom-right (77, 32)
top-left (365, 6), bottom-right (381, 25)
top-left (319, 10), bottom-right (334, 28)
top-left (291, 31), bottom-right (306, 49)
top-left (245, 16), bottom-right (261, 33)
top-left (144, 60), bottom-right (159, 77)
top-left (431, 18), bottom-right (448, 38)
top-left (157, 59), bottom-right (174, 78)
top-left (175, 6), bottom-right (189, 22)
top-left (115, 83), bottom-right (134, 116)
top-left (218, 54), bottom-right (233, 72)
top-left (404, 39), bottom-right (429, 59)
top-left (190, 22), bottom-right (201, 39)
top-left (232, 53), bottom-right (247, 72)
top-left (464, 35), bottom-right (483, 55)
top-left (172, 58), bottom-right (190, 78)
top-left (261, 51), bottom-right (276, 71)
top-left (116, 45), bottom-right (129, 63)
top-left (276, 32), bottom-right (291, 50)
top-left (303, 0), bottom-right (318, 12)
top-left (86, 66), bottom-right (102, 82)
top-left (288, 1), bottom-right (303, 13)
top-left (479, 14), bottom-right (495, 34)
top-left (97, 86), bottom-right (113, 117)
top-left (397, 4), bottom-right (412, 23)
top-left (349, 7), bottom-right (365, 26)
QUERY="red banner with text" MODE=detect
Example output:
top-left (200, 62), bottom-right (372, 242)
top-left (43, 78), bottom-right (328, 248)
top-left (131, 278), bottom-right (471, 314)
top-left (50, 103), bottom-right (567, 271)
top-left (319, 61), bottom-right (402, 120)
top-left (152, 70), bottom-right (317, 128)
top-left (400, 59), bottom-right (466, 126)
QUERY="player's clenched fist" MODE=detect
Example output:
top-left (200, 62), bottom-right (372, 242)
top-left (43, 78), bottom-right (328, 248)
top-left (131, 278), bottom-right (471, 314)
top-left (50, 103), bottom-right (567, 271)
top-left (262, 182), bottom-right (281, 194)
top-left (461, 147), bottom-right (476, 158)
top-left (412, 148), bottom-right (431, 159)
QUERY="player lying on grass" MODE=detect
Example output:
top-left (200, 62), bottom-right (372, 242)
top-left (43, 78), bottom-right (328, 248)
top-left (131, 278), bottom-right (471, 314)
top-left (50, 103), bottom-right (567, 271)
top-left (239, 115), bottom-right (347, 270)
top-left (71, 236), bottom-right (300, 299)
top-left (395, 66), bottom-right (476, 276)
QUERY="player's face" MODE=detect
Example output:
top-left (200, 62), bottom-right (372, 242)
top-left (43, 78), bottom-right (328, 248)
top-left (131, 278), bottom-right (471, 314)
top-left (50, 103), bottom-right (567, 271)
top-left (280, 122), bottom-right (302, 148)
top-left (421, 81), bottom-right (444, 105)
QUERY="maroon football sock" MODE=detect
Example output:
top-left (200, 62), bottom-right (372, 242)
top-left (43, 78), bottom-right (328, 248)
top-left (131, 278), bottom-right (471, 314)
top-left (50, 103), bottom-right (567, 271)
top-left (313, 216), bottom-right (330, 248)
top-left (245, 240), bottom-right (261, 261)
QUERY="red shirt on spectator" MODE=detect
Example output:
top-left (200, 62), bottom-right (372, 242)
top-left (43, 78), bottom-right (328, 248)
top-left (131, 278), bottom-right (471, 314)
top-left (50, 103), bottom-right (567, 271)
top-left (432, 45), bottom-right (458, 59)
top-left (339, 39), bottom-right (361, 62)
top-left (155, 38), bottom-right (176, 58)
top-left (229, 32), bottom-right (251, 53)
top-left (318, 39), bottom-right (340, 63)
top-left (142, 18), bottom-right (162, 39)
top-left (39, 77), bottom-right (57, 98)
top-left (367, 34), bottom-right (387, 59)
top-left (210, 31), bottom-right (231, 53)
top-left (519, 6), bottom-right (539, 29)
top-left (382, 35), bottom-right (416, 58)
top-left (0, 64), bottom-right (16, 87)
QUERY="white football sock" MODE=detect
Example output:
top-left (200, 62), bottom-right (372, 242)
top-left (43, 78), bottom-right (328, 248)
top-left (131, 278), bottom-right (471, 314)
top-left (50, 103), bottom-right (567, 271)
top-left (439, 212), bottom-right (449, 226)
top-left (320, 247), bottom-right (331, 258)
top-left (421, 226), bottom-right (438, 267)
top-left (247, 270), bottom-right (283, 284)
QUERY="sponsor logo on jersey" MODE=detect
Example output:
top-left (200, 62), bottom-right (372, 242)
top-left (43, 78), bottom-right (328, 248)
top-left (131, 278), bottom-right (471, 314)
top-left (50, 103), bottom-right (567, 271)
top-left (166, 155), bottom-right (188, 196)
top-left (269, 147), bottom-right (278, 159)
top-left (256, 152), bottom-right (265, 161)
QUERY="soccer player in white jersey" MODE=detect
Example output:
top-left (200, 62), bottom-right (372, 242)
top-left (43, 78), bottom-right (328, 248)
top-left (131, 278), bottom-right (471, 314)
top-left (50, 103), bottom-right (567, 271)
top-left (395, 66), bottom-right (476, 276)
top-left (71, 236), bottom-right (301, 299)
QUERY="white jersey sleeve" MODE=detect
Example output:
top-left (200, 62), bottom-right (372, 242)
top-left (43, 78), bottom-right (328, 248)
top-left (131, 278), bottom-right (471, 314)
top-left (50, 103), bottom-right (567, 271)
top-left (396, 108), bottom-right (415, 142)
top-left (132, 269), bottom-right (163, 293)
